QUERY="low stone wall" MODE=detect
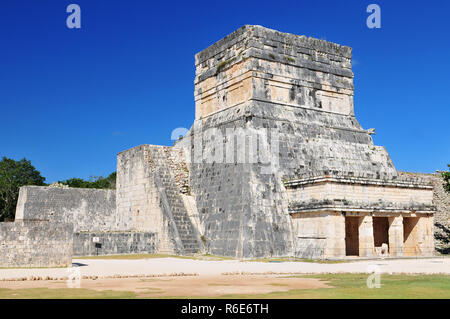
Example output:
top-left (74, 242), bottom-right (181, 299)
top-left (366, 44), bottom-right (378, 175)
top-left (15, 186), bottom-right (117, 232)
top-left (0, 220), bottom-right (72, 268)
top-left (73, 231), bottom-right (157, 256)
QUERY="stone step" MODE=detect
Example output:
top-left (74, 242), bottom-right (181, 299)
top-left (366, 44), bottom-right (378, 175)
top-left (150, 150), bottom-right (202, 253)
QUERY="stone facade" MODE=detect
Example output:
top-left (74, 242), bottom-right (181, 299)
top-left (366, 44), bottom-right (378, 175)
top-left (116, 145), bottom-right (203, 255)
top-left (16, 186), bottom-right (117, 232)
top-left (398, 172), bottom-right (450, 254)
top-left (0, 25), bottom-right (441, 267)
top-left (173, 25), bottom-right (436, 258)
top-left (8, 185), bottom-right (158, 262)
top-left (0, 220), bottom-right (72, 268)
top-left (73, 231), bottom-right (157, 256)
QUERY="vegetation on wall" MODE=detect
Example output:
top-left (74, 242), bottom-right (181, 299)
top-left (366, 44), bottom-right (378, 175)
top-left (58, 172), bottom-right (116, 190)
top-left (442, 164), bottom-right (450, 193)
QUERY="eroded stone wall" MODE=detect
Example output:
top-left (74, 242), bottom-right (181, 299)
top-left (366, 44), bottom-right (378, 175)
top-left (176, 25), bottom-right (401, 258)
top-left (116, 145), bottom-right (202, 255)
top-left (0, 220), bottom-right (72, 268)
top-left (399, 172), bottom-right (449, 254)
top-left (73, 231), bottom-right (157, 256)
top-left (16, 186), bottom-right (117, 232)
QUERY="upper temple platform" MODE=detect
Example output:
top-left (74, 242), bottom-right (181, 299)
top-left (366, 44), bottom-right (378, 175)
top-left (194, 25), bottom-right (355, 119)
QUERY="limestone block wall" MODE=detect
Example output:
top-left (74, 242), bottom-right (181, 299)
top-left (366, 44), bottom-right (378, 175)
top-left (178, 122), bottom-right (295, 258)
top-left (15, 186), bottom-right (118, 232)
top-left (399, 172), bottom-right (449, 254)
top-left (73, 231), bottom-right (157, 256)
top-left (195, 25), bottom-right (354, 119)
top-left (290, 211), bottom-right (345, 259)
top-left (194, 25), bottom-right (397, 178)
top-left (177, 25), bottom-right (403, 258)
top-left (403, 215), bottom-right (434, 256)
top-left (0, 220), bottom-right (72, 268)
top-left (116, 145), bottom-right (202, 255)
top-left (285, 175), bottom-right (434, 213)
top-left (116, 145), bottom-right (161, 233)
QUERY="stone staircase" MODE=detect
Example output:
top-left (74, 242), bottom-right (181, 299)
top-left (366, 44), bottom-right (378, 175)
top-left (148, 146), bottom-right (202, 255)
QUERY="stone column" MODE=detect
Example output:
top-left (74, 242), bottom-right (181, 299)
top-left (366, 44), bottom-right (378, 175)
top-left (324, 212), bottom-right (346, 258)
top-left (417, 215), bottom-right (435, 257)
top-left (388, 216), bottom-right (404, 257)
top-left (359, 215), bottom-right (374, 257)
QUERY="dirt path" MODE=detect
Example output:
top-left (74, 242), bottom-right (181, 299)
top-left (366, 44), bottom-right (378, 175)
top-left (0, 275), bottom-right (329, 297)
top-left (0, 257), bottom-right (448, 282)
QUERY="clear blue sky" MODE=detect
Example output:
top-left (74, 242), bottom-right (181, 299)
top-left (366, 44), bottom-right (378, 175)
top-left (1, 0), bottom-right (449, 183)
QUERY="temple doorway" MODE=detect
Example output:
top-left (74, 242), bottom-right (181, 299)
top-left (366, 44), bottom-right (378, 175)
top-left (345, 216), bottom-right (360, 256)
top-left (373, 217), bottom-right (389, 250)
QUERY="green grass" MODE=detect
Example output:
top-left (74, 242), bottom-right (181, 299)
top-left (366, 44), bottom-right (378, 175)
top-left (217, 274), bottom-right (450, 299)
top-left (0, 288), bottom-right (135, 299)
top-left (2, 274), bottom-right (448, 299)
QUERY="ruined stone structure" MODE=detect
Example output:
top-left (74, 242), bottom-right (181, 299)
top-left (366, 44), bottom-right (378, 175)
top-left (0, 220), bottom-right (72, 268)
top-left (0, 25), bottom-right (441, 267)
top-left (399, 172), bottom-right (450, 254)
top-left (173, 25), bottom-right (435, 259)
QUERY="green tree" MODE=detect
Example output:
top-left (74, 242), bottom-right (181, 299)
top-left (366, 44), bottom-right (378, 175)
top-left (0, 157), bottom-right (46, 221)
top-left (442, 164), bottom-right (450, 193)
top-left (58, 172), bottom-right (116, 189)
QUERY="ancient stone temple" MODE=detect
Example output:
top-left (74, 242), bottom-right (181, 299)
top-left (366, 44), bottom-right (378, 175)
top-left (173, 25), bottom-right (435, 259)
top-left (0, 25), bottom-right (436, 267)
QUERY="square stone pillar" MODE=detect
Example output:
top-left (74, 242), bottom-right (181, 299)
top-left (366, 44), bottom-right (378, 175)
top-left (359, 215), bottom-right (374, 257)
top-left (417, 215), bottom-right (435, 256)
top-left (324, 212), bottom-right (346, 258)
top-left (388, 216), bottom-right (404, 257)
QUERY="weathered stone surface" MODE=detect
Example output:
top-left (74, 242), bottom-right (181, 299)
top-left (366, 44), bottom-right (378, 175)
top-left (117, 145), bottom-right (203, 255)
top-left (16, 186), bottom-right (117, 232)
top-left (73, 231), bottom-right (157, 256)
top-left (0, 220), bottom-right (72, 268)
top-left (2, 25), bottom-right (440, 266)
top-left (399, 172), bottom-right (450, 254)
top-left (172, 25), bottom-right (436, 259)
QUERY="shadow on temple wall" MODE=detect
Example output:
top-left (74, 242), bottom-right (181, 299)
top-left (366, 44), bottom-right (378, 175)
top-left (435, 222), bottom-right (450, 254)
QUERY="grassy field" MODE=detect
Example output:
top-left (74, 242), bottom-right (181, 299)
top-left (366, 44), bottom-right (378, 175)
top-left (0, 274), bottom-right (449, 299)
top-left (218, 274), bottom-right (450, 299)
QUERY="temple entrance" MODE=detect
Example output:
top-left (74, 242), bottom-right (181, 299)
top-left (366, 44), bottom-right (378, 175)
top-left (373, 217), bottom-right (389, 253)
top-left (345, 216), bottom-right (360, 256)
top-left (403, 217), bottom-right (420, 256)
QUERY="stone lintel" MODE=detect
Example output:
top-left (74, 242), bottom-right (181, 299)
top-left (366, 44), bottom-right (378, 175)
top-left (284, 174), bottom-right (433, 189)
top-left (195, 25), bottom-right (352, 66)
top-left (289, 206), bottom-right (435, 215)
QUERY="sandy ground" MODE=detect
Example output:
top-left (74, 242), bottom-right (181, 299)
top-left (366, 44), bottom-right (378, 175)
top-left (0, 275), bottom-right (329, 297)
top-left (0, 257), bottom-right (448, 281)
